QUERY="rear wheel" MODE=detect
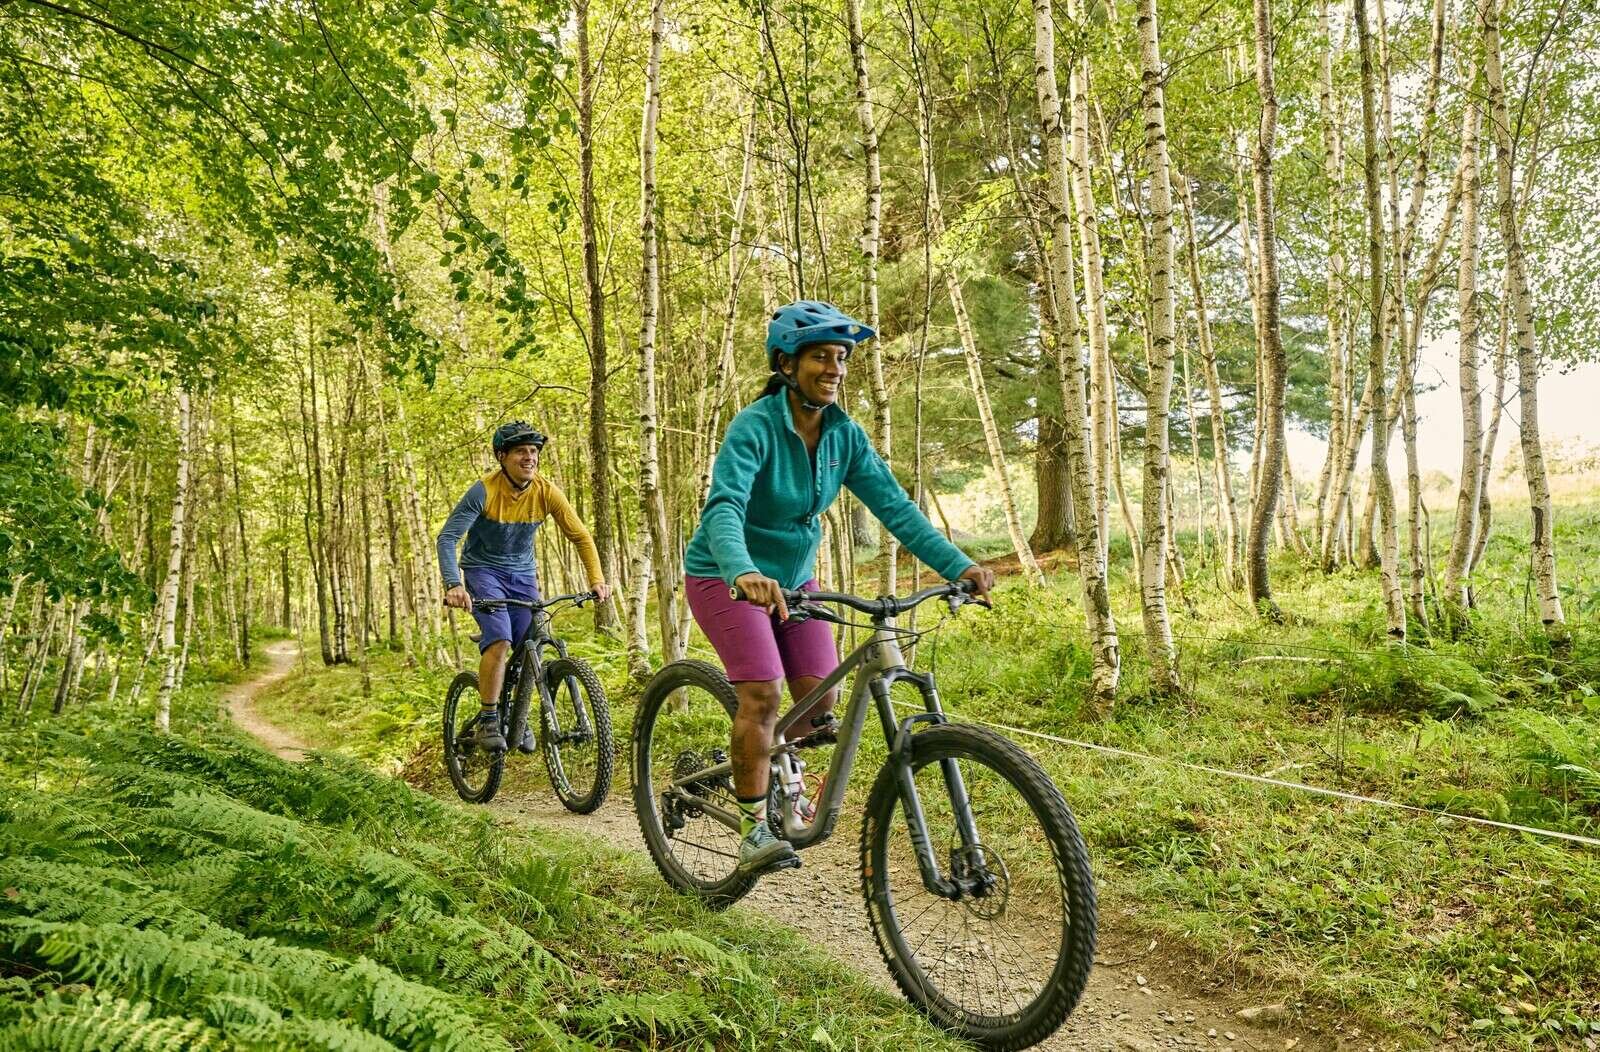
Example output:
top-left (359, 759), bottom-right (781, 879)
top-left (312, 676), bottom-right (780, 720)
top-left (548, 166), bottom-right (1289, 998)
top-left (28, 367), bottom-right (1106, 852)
top-left (860, 722), bottom-right (1095, 1050)
top-left (541, 657), bottom-right (613, 813)
top-left (631, 660), bottom-right (757, 910)
top-left (442, 671), bottom-right (504, 804)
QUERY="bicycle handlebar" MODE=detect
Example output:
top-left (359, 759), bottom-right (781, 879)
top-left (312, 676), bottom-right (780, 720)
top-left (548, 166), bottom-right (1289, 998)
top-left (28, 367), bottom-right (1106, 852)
top-left (729, 579), bottom-right (986, 619)
top-left (469, 590), bottom-right (598, 612)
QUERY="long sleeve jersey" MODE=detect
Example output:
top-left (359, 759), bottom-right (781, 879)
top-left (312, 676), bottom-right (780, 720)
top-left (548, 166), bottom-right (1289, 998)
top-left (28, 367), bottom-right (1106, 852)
top-left (436, 470), bottom-right (604, 589)
top-left (683, 394), bottom-right (973, 589)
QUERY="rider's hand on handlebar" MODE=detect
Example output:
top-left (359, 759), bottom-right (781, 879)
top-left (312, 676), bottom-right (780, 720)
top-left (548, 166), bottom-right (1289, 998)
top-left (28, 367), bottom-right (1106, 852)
top-left (958, 565), bottom-right (996, 606)
top-left (733, 572), bottom-right (789, 621)
top-left (591, 582), bottom-right (611, 604)
top-left (443, 585), bottom-right (473, 612)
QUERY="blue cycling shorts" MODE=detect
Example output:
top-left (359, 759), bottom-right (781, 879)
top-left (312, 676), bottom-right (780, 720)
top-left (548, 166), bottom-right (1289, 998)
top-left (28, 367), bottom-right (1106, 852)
top-left (463, 567), bottom-right (541, 653)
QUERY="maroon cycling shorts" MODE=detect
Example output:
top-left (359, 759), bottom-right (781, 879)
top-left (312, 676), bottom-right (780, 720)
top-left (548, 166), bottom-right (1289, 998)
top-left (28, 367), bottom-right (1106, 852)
top-left (684, 575), bottom-right (839, 683)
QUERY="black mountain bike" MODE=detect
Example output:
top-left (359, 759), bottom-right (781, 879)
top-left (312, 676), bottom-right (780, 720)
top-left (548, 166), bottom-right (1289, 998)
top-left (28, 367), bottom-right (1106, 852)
top-left (443, 592), bottom-right (612, 812)
top-left (631, 580), bottom-right (1096, 1051)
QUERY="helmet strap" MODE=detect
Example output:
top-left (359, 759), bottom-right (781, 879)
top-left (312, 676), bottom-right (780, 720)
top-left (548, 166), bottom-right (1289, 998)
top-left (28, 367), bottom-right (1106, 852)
top-left (496, 458), bottom-right (534, 492)
top-left (783, 372), bottom-right (826, 413)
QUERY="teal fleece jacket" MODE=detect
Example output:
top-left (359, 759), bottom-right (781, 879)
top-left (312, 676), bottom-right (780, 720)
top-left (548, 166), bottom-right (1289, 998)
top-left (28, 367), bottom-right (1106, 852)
top-left (684, 394), bottom-right (974, 589)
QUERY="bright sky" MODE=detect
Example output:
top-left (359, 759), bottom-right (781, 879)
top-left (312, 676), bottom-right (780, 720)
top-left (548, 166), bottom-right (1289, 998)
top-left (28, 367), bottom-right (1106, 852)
top-left (1285, 334), bottom-right (1600, 482)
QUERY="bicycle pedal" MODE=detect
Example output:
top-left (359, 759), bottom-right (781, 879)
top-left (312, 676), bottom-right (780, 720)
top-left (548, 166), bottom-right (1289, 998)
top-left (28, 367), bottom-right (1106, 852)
top-left (761, 854), bottom-right (803, 875)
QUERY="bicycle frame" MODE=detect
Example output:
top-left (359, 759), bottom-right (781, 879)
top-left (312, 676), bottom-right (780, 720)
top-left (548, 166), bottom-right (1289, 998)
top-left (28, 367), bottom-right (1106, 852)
top-left (480, 596), bottom-right (592, 744)
top-left (662, 615), bottom-right (983, 898)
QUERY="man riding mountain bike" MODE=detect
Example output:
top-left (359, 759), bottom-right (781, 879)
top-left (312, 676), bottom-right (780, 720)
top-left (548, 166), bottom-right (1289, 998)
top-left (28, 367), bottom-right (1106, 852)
top-left (682, 300), bottom-right (995, 877)
top-left (438, 421), bottom-right (611, 754)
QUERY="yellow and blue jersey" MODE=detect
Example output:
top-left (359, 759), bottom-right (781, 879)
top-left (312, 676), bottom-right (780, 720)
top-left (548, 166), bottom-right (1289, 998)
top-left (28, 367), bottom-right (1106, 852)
top-left (436, 470), bottom-right (604, 589)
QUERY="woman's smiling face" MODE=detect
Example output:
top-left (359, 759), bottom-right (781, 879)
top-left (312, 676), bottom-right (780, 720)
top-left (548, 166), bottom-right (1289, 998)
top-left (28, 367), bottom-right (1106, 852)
top-left (784, 342), bottom-right (849, 407)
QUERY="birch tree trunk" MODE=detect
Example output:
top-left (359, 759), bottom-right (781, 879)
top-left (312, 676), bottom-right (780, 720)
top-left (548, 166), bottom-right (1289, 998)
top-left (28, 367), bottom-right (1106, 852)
top-left (1354, 0), bottom-right (1406, 639)
top-left (1137, 0), bottom-right (1180, 692)
top-left (1032, 0), bottom-right (1120, 700)
top-left (1244, 0), bottom-right (1288, 616)
top-left (906, 3), bottom-right (1041, 586)
top-left (1442, 101), bottom-right (1485, 619)
top-left (1179, 177), bottom-right (1241, 586)
top-left (154, 389), bottom-right (192, 732)
top-left (1469, 295), bottom-right (1510, 583)
top-left (1070, 0), bottom-right (1113, 558)
top-left (693, 91), bottom-right (761, 513)
top-left (637, 0), bottom-right (681, 667)
top-left (227, 397), bottom-right (251, 665)
top-left (1315, 0), bottom-right (1350, 567)
top-left (846, 0), bottom-right (896, 596)
top-left (1481, 0), bottom-right (1565, 635)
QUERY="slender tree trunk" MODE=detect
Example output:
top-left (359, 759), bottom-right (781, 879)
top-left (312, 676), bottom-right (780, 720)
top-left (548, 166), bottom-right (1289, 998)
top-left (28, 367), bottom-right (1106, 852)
top-left (1244, 0), bottom-right (1288, 616)
top-left (636, 0), bottom-right (681, 667)
top-left (1137, 0), bottom-right (1180, 692)
top-left (1444, 97), bottom-right (1484, 614)
top-left (16, 600), bottom-right (58, 717)
top-left (845, 0), bottom-right (895, 595)
top-left (1315, 0), bottom-right (1348, 566)
top-left (1032, 0), bottom-right (1119, 699)
top-left (50, 602), bottom-right (84, 716)
top-left (1179, 177), bottom-right (1240, 585)
top-left (577, 0), bottom-right (621, 634)
top-left (227, 396), bottom-right (251, 665)
top-left (0, 577), bottom-right (22, 693)
top-left (693, 92), bottom-right (761, 515)
top-left (1070, 0), bottom-right (1113, 560)
top-left (905, 3), bottom-right (1041, 586)
top-left (1355, 0), bottom-right (1406, 639)
top-left (1481, 0), bottom-right (1564, 635)
top-left (154, 389), bottom-right (192, 732)
top-left (1469, 293), bottom-right (1510, 586)
top-left (1181, 341), bottom-right (1208, 564)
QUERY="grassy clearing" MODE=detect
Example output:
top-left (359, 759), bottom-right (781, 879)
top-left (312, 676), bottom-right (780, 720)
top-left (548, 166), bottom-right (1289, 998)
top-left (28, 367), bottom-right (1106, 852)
top-left (260, 496), bottom-right (1600, 1047)
top-left (0, 664), bottom-right (965, 1051)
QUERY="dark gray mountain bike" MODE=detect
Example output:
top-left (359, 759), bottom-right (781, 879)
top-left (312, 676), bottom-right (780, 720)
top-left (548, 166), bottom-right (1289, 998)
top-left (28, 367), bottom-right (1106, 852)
top-left (631, 580), bottom-right (1096, 1051)
top-left (443, 592), bottom-right (612, 812)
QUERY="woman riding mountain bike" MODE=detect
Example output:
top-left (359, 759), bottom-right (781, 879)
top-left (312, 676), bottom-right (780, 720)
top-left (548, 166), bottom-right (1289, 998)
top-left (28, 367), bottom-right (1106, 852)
top-left (682, 299), bottom-right (994, 876)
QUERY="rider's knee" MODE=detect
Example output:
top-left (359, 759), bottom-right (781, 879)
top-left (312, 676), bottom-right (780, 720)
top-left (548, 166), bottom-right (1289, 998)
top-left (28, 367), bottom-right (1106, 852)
top-left (482, 639), bottom-right (511, 662)
top-left (736, 679), bottom-right (784, 723)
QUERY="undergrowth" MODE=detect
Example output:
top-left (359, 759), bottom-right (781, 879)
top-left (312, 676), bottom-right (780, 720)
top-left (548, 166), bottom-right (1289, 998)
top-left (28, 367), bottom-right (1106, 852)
top-left (0, 689), bottom-right (961, 1050)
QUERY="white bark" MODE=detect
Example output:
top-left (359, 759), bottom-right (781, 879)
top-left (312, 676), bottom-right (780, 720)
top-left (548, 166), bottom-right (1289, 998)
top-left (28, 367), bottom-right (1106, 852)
top-left (846, 0), bottom-right (896, 596)
top-left (1244, 0), bottom-right (1289, 615)
top-left (1354, 0), bottom-right (1406, 639)
top-left (1179, 177), bottom-right (1240, 586)
top-left (637, 0), bottom-right (681, 665)
top-left (1443, 99), bottom-right (1484, 613)
top-left (154, 389), bottom-right (191, 731)
top-left (1137, 0), bottom-right (1179, 693)
top-left (1032, 0), bottom-right (1120, 699)
top-left (1069, 0), bottom-right (1113, 559)
top-left (1315, 0), bottom-right (1349, 567)
top-left (1481, 0), bottom-right (1564, 633)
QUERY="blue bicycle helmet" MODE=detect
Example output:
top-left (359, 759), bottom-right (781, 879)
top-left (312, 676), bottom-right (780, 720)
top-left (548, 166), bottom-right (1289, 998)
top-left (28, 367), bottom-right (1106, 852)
top-left (765, 300), bottom-right (875, 372)
top-left (492, 420), bottom-right (547, 453)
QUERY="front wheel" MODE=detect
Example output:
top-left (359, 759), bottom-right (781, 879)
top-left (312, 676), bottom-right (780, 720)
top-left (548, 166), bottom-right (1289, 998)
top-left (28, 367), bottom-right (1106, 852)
top-left (541, 657), bottom-right (613, 813)
top-left (860, 722), bottom-right (1096, 1050)
top-left (442, 671), bottom-right (504, 804)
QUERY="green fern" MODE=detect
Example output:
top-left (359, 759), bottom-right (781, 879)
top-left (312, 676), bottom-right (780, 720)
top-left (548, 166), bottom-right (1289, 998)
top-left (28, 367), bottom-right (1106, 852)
top-left (0, 991), bottom-right (226, 1051)
top-left (572, 990), bottom-right (729, 1045)
top-left (1511, 710), bottom-right (1600, 813)
top-left (640, 929), bottom-right (757, 985)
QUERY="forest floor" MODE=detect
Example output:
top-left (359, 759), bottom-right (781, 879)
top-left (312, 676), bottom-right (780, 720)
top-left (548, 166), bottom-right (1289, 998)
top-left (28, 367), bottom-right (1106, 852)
top-left (233, 644), bottom-right (1383, 1052)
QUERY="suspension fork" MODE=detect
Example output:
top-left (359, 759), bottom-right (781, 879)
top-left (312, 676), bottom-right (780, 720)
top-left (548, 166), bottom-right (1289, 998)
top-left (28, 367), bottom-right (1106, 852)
top-left (876, 666), bottom-right (986, 899)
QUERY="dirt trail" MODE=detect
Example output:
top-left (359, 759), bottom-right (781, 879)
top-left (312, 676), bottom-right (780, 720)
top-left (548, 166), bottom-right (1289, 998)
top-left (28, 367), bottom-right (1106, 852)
top-left (230, 646), bottom-right (1380, 1052)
